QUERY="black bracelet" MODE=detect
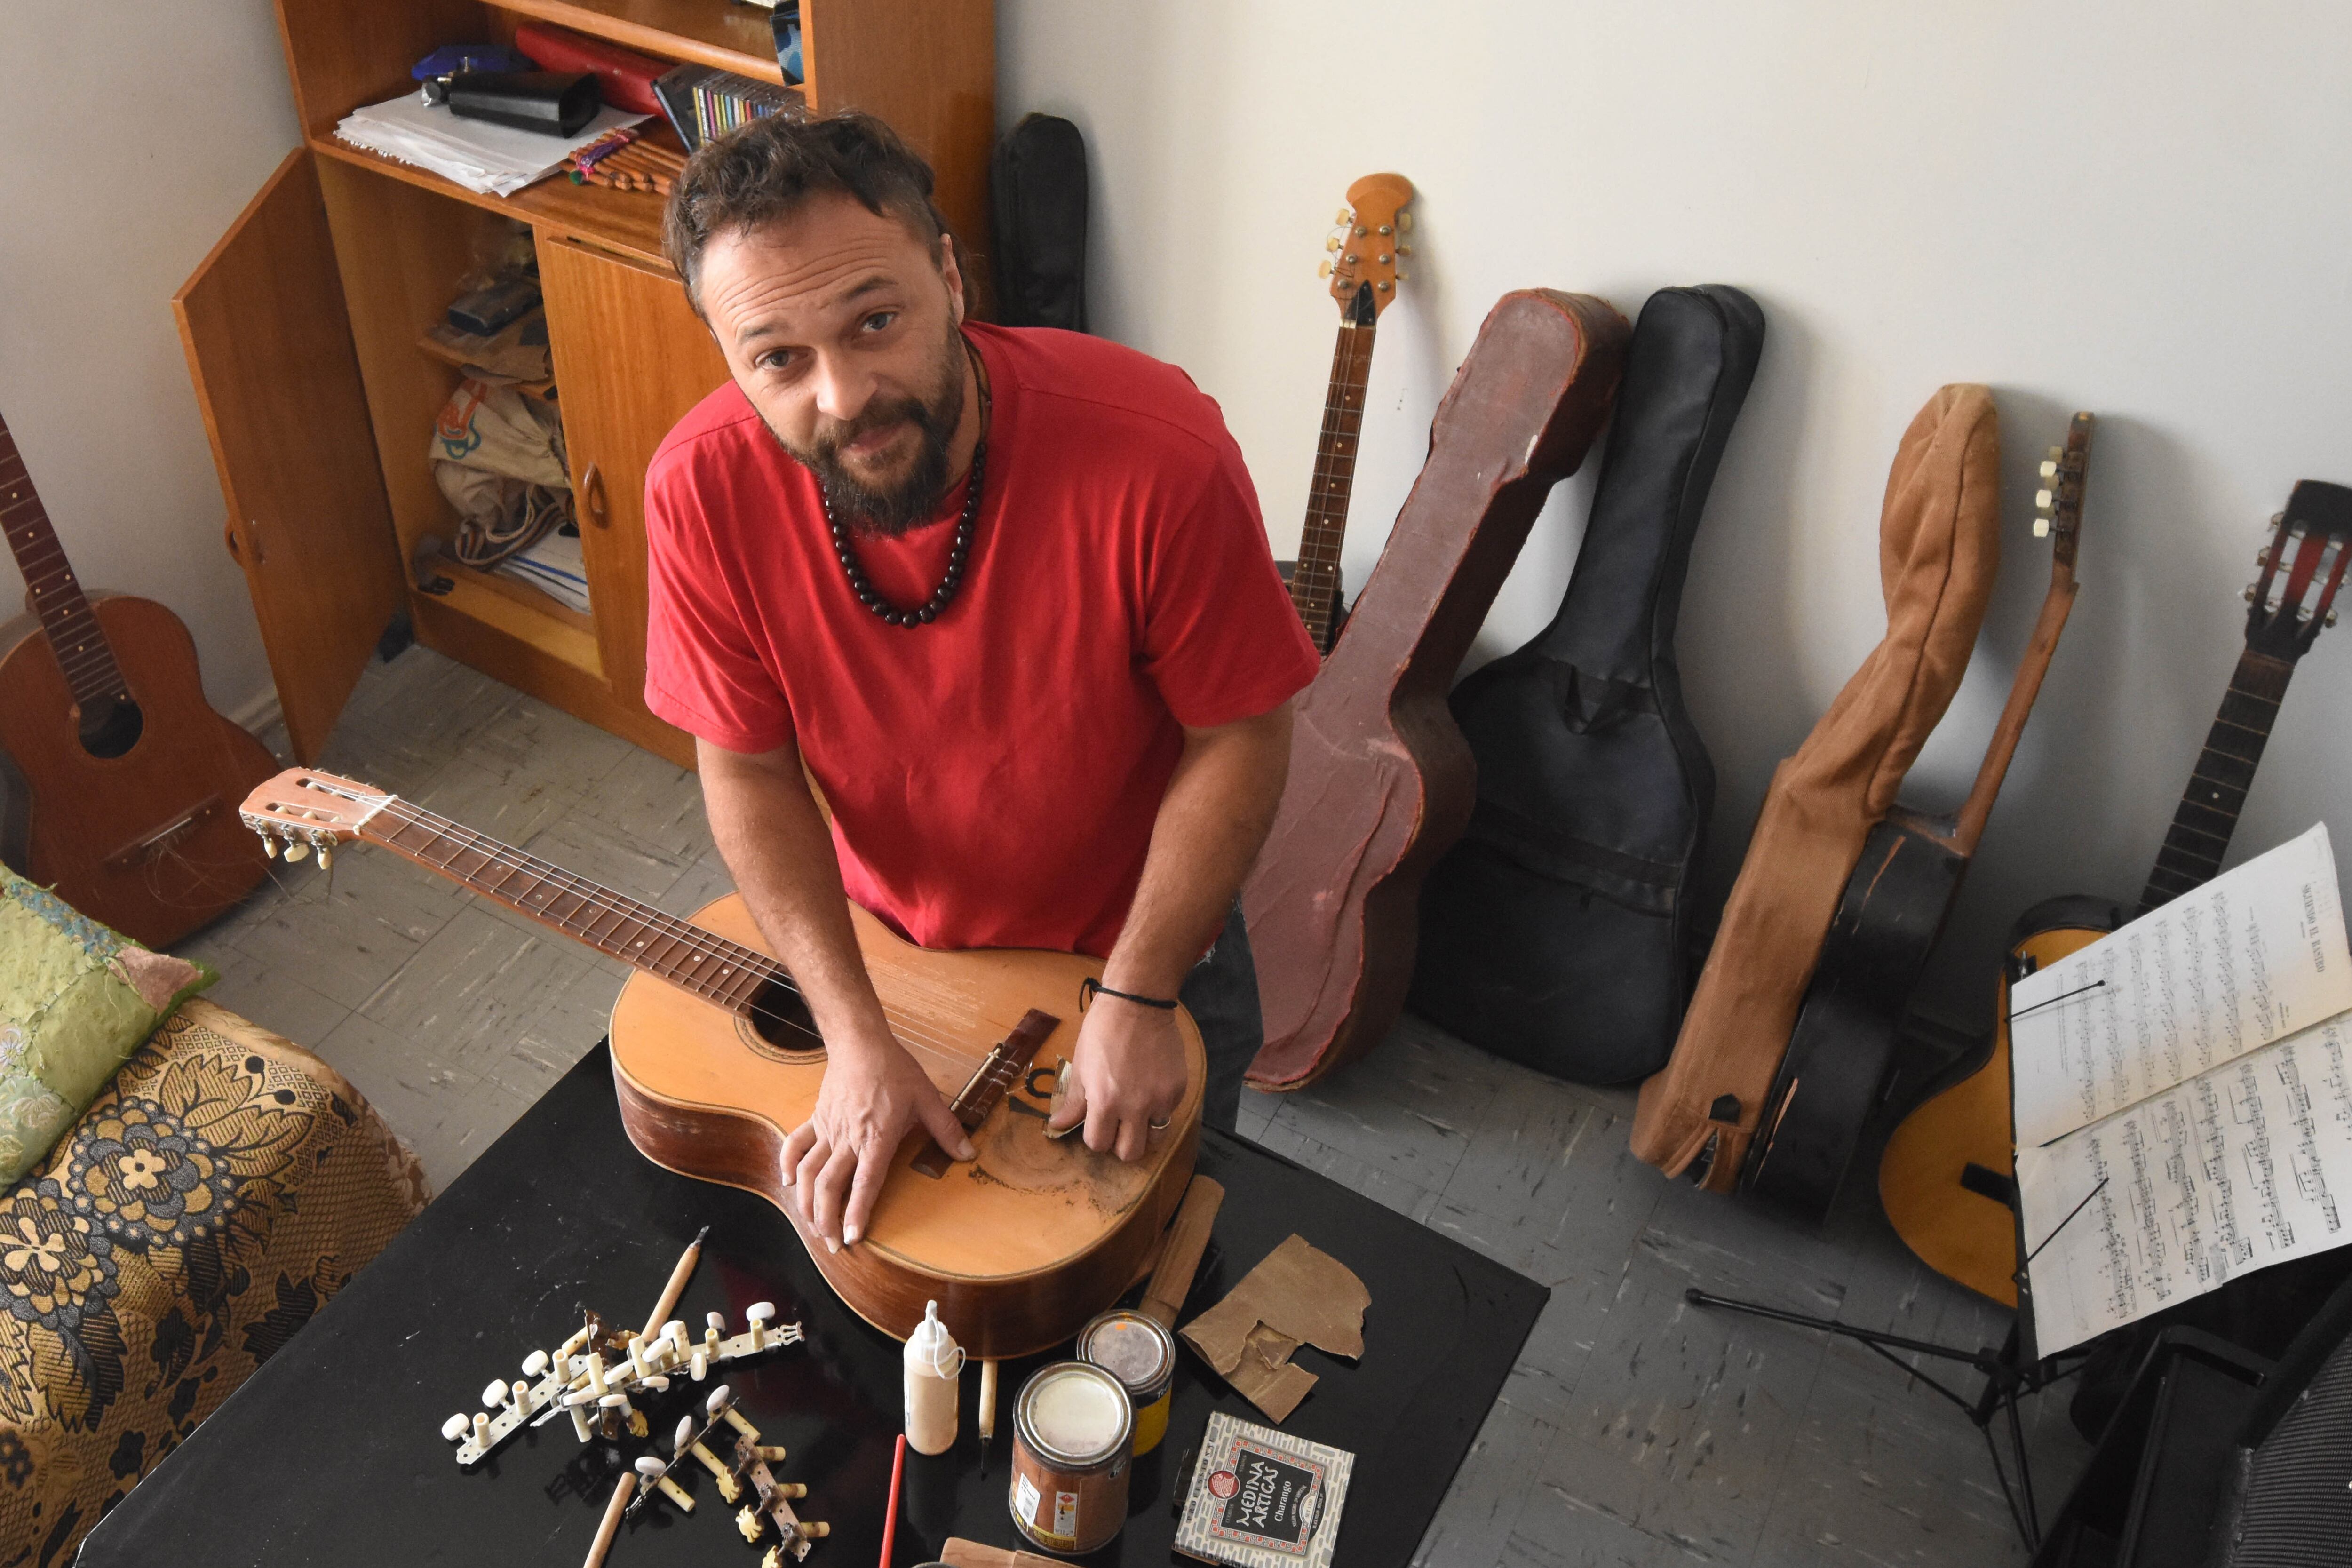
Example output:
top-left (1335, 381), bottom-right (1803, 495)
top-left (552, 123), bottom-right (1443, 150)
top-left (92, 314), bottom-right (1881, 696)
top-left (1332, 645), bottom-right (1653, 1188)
top-left (1080, 977), bottom-right (1179, 1012)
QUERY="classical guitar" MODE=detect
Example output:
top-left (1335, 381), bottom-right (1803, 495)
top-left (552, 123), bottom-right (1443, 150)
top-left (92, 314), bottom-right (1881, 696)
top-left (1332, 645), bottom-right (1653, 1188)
top-left (1743, 414), bottom-right (2097, 1220)
top-left (0, 411), bottom-right (276, 945)
top-left (1243, 289), bottom-right (1630, 1090)
top-left (1880, 477), bottom-right (2352, 1303)
top-left (1281, 173), bottom-right (1414, 653)
top-left (237, 768), bottom-right (1207, 1359)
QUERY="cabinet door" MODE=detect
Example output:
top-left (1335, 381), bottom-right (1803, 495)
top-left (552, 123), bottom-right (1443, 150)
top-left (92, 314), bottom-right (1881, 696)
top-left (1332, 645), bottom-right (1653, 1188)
top-left (536, 235), bottom-right (730, 707)
top-left (174, 150), bottom-right (405, 765)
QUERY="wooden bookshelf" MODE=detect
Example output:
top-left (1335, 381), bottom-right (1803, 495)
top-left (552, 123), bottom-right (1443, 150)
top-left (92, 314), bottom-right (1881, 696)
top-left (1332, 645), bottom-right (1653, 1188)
top-left (177, 0), bottom-right (992, 766)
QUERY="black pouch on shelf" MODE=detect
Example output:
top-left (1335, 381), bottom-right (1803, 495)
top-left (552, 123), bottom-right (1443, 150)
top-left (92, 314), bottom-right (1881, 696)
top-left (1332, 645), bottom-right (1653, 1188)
top-left (439, 71), bottom-right (603, 137)
top-left (1409, 286), bottom-right (1765, 1084)
top-left (990, 114), bottom-right (1088, 331)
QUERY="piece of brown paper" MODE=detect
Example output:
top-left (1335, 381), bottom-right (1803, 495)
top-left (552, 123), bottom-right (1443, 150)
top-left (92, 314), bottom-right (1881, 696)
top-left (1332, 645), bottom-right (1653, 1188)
top-left (1179, 1234), bottom-right (1368, 1421)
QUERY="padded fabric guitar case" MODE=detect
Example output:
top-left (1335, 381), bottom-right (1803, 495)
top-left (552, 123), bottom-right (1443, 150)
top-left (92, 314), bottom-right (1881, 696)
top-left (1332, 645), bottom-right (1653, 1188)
top-left (990, 113), bottom-right (1088, 332)
top-left (1408, 285), bottom-right (1764, 1083)
top-left (1632, 384), bottom-right (2000, 1190)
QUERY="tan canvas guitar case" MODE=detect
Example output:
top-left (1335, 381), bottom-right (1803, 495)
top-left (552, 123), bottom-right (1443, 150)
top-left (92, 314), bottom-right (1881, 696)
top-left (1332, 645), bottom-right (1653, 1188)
top-left (1632, 384), bottom-right (2000, 1189)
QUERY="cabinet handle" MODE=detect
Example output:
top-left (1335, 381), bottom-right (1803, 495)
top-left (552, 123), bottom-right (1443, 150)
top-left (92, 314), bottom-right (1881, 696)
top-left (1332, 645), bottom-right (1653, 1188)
top-left (226, 518), bottom-right (263, 564)
top-left (583, 462), bottom-right (609, 528)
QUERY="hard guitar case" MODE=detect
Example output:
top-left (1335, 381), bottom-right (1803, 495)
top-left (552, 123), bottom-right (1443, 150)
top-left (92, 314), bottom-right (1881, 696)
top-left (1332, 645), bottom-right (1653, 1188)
top-left (1408, 285), bottom-right (1764, 1083)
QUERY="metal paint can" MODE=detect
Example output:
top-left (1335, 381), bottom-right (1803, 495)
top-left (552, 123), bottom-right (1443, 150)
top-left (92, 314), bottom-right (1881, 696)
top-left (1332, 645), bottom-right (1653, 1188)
top-left (1076, 1308), bottom-right (1176, 1456)
top-left (1009, 1361), bottom-right (1133, 1553)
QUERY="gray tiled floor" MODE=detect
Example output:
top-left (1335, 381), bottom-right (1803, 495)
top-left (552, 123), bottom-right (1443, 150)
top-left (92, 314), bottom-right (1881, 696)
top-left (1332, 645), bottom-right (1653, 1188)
top-left (195, 646), bottom-right (2090, 1566)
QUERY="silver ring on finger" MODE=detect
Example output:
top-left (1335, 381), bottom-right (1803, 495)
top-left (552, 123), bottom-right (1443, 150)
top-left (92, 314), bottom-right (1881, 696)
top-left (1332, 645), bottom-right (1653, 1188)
top-left (1147, 1115), bottom-right (1172, 1131)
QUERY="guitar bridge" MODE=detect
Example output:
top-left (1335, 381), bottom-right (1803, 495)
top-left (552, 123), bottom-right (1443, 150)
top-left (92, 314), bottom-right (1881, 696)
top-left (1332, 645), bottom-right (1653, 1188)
top-left (103, 796), bottom-right (223, 872)
top-left (909, 1009), bottom-right (1059, 1178)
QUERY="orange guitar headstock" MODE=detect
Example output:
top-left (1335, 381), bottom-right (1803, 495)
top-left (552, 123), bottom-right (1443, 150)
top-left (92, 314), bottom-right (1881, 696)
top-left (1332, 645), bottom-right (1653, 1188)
top-left (2245, 480), bottom-right (2352, 662)
top-left (1319, 173), bottom-right (1414, 326)
top-left (2033, 412), bottom-right (2094, 575)
top-left (239, 768), bottom-right (395, 865)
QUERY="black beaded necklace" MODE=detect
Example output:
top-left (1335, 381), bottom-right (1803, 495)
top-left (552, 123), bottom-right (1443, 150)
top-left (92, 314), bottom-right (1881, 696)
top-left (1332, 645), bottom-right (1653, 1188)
top-left (824, 345), bottom-right (989, 629)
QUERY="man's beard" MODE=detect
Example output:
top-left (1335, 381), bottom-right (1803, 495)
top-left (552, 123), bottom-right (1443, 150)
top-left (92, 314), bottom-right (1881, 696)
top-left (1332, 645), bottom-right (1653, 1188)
top-left (766, 326), bottom-right (967, 539)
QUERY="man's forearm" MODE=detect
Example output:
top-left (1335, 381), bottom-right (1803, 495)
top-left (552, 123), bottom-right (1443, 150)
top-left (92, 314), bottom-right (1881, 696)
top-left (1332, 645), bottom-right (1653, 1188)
top-left (1101, 702), bottom-right (1294, 997)
top-left (696, 739), bottom-right (895, 1058)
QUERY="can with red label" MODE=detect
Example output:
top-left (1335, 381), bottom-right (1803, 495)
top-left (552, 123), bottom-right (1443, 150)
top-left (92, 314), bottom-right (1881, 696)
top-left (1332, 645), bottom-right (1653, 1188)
top-left (1009, 1361), bottom-right (1133, 1553)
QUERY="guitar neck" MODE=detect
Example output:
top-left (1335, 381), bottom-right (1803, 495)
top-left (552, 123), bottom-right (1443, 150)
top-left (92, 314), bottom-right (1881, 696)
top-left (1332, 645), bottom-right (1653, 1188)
top-left (1947, 577), bottom-right (2080, 855)
top-left (0, 414), bottom-right (129, 713)
top-left (1289, 316), bottom-right (1378, 653)
top-left (2137, 646), bottom-right (2294, 915)
top-left (360, 797), bottom-right (780, 1018)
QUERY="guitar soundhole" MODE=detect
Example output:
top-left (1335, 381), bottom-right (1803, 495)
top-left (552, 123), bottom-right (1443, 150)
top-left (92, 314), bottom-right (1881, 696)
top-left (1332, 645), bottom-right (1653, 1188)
top-left (78, 698), bottom-right (143, 761)
top-left (738, 975), bottom-right (826, 1062)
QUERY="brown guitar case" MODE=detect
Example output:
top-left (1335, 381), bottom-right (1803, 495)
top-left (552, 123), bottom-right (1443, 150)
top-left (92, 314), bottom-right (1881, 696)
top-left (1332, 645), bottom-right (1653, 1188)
top-left (1244, 288), bottom-right (1631, 1090)
top-left (1630, 384), bottom-right (2000, 1188)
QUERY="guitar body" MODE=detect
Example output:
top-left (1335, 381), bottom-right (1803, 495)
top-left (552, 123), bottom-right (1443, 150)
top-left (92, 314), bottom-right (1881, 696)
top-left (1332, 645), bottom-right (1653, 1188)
top-left (608, 896), bottom-right (1205, 1360)
top-left (1243, 289), bottom-right (1630, 1089)
top-left (1743, 808), bottom-right (1967, 1217)
top-left (1411, 285), bottom-right (1763, 1085)
top-left (0, 594), bottom-right (274, 945)
top-left (1878, 900), bottom-right (2113, 1306)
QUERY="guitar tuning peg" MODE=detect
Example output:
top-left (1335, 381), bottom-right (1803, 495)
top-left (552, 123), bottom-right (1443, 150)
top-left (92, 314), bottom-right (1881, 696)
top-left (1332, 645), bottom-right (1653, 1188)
top-left (283, 842), bottom-right (310, 863)
top-left (317, 845), bottom-right (332, 871)
top-left (1395, 271), bottom-right (1410, 282)
top-left (2243, 584), bottom-right (2259, 602)
top-left (2034, 517), bottom-right (2050, 538)
top-left (1398, 210), bottom-right (1413, 231)
top-left (1325, 236), bottom-right (1340, 252)
top-left (1318, 260), bottom-right (1332, 278)
top-left (2039, 458), bottom-right (2058, 480)
top-left (2257, 548), bottom-right (2272, 566)
top-left (2035, 488), bottom-right (2054, 511)
top-left (261, 836), bottom-right (278, 859)
top-left (1335, 207), bottom-right (1350, 224)
top-left (1396, 243), bottom-right (1412, 255)
top-left (2328, 608), bottom-right (2339, 628)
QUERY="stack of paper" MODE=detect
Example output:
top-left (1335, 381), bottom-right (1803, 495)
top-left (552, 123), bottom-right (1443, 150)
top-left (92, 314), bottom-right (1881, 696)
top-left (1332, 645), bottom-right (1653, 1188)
top-left (334, 91), bottom-right (649, 197)
top-left (499, 529), bottom-right (592, 615)
top-left (2016, 823), bottom-right (2352, 1353)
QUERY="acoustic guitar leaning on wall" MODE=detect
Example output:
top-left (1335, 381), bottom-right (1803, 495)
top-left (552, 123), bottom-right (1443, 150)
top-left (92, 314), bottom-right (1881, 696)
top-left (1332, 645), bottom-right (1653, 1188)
top-left (0, 410), bottom-right (275, 945)
top-left (1880, 478), bottom-right (2352, 1303)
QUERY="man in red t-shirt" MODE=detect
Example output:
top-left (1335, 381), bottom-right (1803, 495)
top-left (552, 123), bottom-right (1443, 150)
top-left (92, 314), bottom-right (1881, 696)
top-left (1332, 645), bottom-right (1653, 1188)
top-left (644, 114), bottom-right (1319, 1251)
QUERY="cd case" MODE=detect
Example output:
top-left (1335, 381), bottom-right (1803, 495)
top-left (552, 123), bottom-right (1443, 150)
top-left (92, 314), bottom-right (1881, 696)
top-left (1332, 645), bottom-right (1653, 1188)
top-left (1175, 1414), bottom-right (1354, 1568)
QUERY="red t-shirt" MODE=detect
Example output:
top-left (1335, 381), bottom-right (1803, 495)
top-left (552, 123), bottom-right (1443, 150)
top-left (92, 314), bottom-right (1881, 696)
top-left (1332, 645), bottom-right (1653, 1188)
top-left (643, 324), bottom-right (1319, 959)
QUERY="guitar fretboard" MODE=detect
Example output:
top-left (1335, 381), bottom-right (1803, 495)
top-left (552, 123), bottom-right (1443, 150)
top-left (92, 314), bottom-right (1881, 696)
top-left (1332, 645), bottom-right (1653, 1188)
top-left (1289, 314), bottom-right (1378, 653)
top-left (367, 799), bottom-right (785, 1017)
top-left (2137, 648), bottom-right (2293, 915)
top-left (0, 416), bottom-right (130, 713)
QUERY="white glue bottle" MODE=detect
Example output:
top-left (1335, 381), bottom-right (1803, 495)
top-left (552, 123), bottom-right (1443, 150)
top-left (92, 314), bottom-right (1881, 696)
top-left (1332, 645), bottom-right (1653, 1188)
top-left (904, 1300), bottom-right (964, 1456)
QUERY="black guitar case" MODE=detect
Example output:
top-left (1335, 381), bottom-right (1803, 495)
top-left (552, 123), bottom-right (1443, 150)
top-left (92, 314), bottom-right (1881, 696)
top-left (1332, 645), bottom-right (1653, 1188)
top-left (1408, 285), bottom-right (1764, 1083)
top-left (990, 113), bottom-right (1088, 332)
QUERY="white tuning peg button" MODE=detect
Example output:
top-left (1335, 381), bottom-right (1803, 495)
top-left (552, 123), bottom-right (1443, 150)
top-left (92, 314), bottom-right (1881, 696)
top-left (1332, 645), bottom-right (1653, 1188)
top-left (1318, 260), bottom-right (1333, 278)
top-left (261, 836), bottom-right (278, 859)
top-left (441, 1413), bottom-right (470, 1443)
top-left (1397, 210), bottom-right (1413, 231)
top-left (523, 1349), bottom-right (549, 1379)
top-left (1335, 207), bottom-right (1350, 223)
top-left (283, 842), bottom-right (309, 863)
top-left (691, 1349), bottom-right (709, 1382)
top-left (2034, 518), bottom-right (2050, 538)
top-left (635, 1456), bottom-right (667, 1479)
top-left (747, 1302), bottom-right (775, 1350)
top-left (675, 1416), bottom-right (697, 1455)
top-left (707, 1384), bottom-right (733, 1417)
top-left (317, 845), bottom-right (332, 870)
top-left (2039, 458), bottom-right (2058, 479)
top-left (483, 1378), bottom-right (510, 1409)
top-left (2035, 488), bottom-right (2054, 510)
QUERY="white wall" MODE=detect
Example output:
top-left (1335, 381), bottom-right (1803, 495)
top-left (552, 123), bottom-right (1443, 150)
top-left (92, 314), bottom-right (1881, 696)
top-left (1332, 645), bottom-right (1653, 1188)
top-left (1000, 0), bottom-right (2352, 1023)
top-left (0, 2), bottom-right (301, 724)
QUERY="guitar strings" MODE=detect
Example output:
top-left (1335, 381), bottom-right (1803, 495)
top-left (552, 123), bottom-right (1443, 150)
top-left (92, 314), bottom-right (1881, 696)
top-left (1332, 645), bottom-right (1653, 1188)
top-left (351, 796), bottom-right (996, 1060)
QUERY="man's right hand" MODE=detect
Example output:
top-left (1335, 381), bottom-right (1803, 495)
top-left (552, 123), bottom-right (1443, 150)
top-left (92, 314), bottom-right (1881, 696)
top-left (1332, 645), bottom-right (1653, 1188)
top-left (780, 1032), bottom-right (975, 1250)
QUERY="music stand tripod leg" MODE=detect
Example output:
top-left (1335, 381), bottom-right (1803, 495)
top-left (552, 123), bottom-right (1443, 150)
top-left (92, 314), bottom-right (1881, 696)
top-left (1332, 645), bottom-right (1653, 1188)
top-left (1683, 1287), bottom-right (2064, 1553)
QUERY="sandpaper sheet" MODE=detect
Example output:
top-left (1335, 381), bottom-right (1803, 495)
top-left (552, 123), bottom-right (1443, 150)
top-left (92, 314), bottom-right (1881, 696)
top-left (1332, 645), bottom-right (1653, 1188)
top-left (1180, 1234), bottom-right (1367, 1422)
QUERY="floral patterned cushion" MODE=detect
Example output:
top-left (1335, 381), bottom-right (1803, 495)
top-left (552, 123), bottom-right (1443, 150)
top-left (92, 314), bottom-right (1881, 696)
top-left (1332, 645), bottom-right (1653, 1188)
top-left (0, 869), bottom-right (214, 1184)
top-left (0, 999), bottom-right (428, 1564)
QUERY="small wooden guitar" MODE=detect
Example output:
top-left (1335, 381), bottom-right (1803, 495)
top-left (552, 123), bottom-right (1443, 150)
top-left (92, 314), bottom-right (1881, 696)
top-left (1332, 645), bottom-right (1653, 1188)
top-left (1244, 289), bottom-right (1630, 1090)
top-left (0, 411), bottom-right (276, 945)
top-left (1879, 478), bottom-right (2352, 1302)
top-left (238, 768), bottom-right (1207, 1359)
top-left (1282, 174), bottom-right (1414, 653)
top-left (1742, 414), bottom-right (2097, 1219)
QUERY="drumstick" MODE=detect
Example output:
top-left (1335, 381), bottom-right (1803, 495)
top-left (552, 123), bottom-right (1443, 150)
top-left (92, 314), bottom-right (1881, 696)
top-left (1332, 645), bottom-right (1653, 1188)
top-left (583, 1472), bottom-right (638, 1568)
top-left (642, 1226), bottom-right (708, 1341)
top-left (1140, 1176), bottom-right (1225, 1327)
top-left (879, 1432), bottom-right (906, 1568)
top-left (977, 1359), bottom-right (999, 1472)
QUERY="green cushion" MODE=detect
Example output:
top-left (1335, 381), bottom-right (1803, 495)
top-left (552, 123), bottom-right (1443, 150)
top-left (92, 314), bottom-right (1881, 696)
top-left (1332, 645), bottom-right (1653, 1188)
top-left (0, 872), bottom-right (213, 1182)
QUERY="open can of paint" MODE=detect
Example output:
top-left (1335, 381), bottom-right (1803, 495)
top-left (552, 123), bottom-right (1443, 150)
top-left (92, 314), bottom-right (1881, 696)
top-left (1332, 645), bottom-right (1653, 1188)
top-left (1009, 1361), bottom-right (1133, 1553)
top-left (1076, 1308), bottom-right (1177, 1456)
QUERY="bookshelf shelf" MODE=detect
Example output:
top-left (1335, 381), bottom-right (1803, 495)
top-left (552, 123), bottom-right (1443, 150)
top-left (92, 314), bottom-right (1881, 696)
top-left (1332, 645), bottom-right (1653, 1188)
top-left (489, 0), bottom-right (788, 87)
top-left (311, 135), bottom-right (673, 268)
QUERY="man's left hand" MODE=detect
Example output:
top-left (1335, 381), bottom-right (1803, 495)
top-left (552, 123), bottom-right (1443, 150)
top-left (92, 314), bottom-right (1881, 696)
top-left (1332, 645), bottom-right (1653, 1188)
top-left (1049, 995), bottom-right (1187, 1161)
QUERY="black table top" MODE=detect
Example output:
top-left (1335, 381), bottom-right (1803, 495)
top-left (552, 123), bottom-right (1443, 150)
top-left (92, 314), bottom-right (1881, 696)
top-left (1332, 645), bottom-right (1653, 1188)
top-left (81, 1045), bottom-right (1544, 1567)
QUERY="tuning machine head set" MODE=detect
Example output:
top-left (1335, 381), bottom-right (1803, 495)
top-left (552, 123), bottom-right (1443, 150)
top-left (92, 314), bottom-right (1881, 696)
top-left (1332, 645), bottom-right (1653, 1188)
top-left (240, 812), bottom-right (337, 868)
top-left (437, 1297), bottom-right (819, 1555)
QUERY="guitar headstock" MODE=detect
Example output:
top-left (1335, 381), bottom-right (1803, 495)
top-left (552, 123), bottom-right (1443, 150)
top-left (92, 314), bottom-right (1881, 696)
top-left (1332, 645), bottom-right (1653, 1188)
top-left (2032, 412), bottom-right (2094, 575)
top-left (239, 768), bottom-right (396, 866)
top-left (1318, 173), bottom-right (1414, 326)
top-left (2245, 480), bottom-right (2352, 661)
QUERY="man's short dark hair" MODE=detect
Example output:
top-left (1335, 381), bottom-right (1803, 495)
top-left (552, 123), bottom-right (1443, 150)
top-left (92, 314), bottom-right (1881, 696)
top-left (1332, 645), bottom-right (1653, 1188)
top-left (663, 111), bottom-right (950, 316)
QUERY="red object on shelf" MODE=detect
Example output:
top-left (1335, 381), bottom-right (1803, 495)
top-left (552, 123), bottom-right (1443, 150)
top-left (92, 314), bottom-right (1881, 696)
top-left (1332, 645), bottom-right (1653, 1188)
top-left (513, 23), bottom-right (667, 116)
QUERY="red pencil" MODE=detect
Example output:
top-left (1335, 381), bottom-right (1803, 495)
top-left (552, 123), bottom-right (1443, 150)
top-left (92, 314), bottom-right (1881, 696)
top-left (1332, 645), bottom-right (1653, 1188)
top-left (879, 1432), bottom-right (907, 1568)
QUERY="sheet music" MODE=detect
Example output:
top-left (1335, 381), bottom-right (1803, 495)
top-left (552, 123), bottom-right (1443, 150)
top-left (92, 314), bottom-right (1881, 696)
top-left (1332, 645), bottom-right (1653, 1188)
top-left (2010, 823), bottom-right (2352, 1150)
top-left (2018, 1014), bottom-right (2352, 1354)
